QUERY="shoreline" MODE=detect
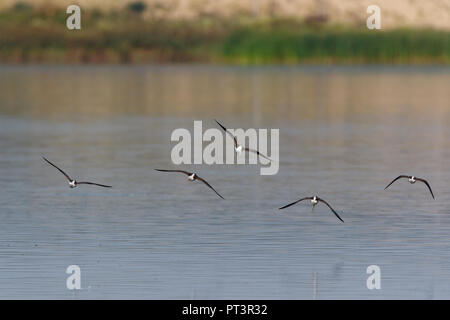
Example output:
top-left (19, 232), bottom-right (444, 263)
top-left (1, 8), bottom-right (449, 65)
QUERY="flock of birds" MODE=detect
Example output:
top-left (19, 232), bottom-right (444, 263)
top-left (43, 119), bottom-right (436, 224)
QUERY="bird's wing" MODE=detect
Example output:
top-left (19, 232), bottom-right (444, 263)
top-left (416, 178), bottom-right (435, 199)
top-left (195, 175), bottom-right (225, 199)
top-left (154, 169), bottom-right (192, 176)
top-left (317, 197), bottom-right (344, 223)
top-left (43, 157), bottom-right (72, 181)
top-left (279, 197), bottom-right (312, 210)
top-left (384, 175), bottom-right (410, 190)
top-left (215, 119), bottom-right (238, 148)
top-left (243, 147), bottom-right (272, 161)
top-left (77, 182), bottom-right (112, 188)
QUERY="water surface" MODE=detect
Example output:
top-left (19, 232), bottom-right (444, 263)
top-left (0, 65), bottom-right (450, 299)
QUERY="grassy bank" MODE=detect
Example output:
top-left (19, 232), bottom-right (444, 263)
top-left (223, 27), bottom-right (450, 64)
top-left (0, 5), bottom-right (449, 64)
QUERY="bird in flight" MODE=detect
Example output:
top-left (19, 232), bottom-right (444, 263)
top-left (384, 175), bottom-right (435, 199)
top-left (279, 196), bottom-right (344, 223)
top-left (214, 119), bottom-right (272, 161)
top-left (155, 169), bottom-right (225, 199)
top-left (43, 157), bottom-right (112, 189)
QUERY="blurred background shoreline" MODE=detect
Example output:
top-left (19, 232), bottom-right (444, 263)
top-left (0, 0), bottom-right (449, 65)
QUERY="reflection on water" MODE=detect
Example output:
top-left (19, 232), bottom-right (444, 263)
top-left (0, 65), bottom-right (450, 299)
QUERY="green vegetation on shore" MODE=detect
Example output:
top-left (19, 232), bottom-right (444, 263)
top-left (0, 4), bottom-right (449, 64)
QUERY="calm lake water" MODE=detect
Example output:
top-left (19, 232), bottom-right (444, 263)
top-left (0, 65), bottom-right (450, 299)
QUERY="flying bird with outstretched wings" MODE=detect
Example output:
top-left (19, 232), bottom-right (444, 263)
top-left (384, 175), bottom-right (434, 199)
top-left (155, 169), bottom-right (225, 199)
top-left (214, 119), bottom-right (272, 162)
top-left (279, 196), bottom-right (344, 223)
top-left (43, 157), bottom-right (112, 188)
